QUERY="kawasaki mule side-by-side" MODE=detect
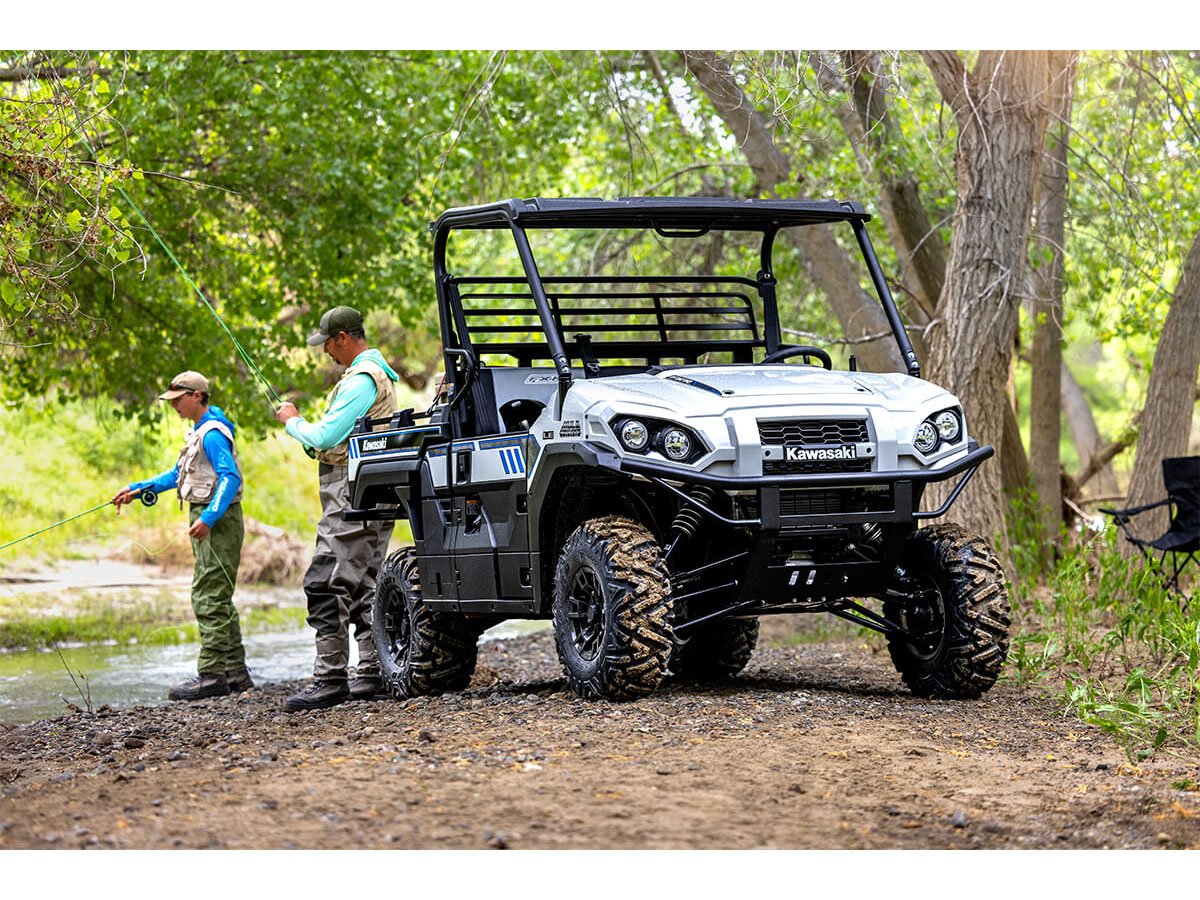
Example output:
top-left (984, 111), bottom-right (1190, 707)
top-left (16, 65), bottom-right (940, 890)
top-left (346, 197), bottom-right (1010, 701)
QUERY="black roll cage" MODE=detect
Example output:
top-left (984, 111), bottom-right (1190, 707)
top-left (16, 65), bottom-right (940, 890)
top-left (431, 197), bottom-right (922, 428)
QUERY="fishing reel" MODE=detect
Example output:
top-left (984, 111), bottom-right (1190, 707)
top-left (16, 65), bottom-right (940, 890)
top-left (139, 488), bottom-right (158, 507)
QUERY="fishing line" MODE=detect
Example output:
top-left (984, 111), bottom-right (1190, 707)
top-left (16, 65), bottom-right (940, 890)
top-left (0, 490), bottom-right (158, 554)
top-left (62, 95), bottom-right (318, 454)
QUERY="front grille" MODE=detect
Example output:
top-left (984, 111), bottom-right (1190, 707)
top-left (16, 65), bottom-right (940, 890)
top-left (758, 418), bottom-right (869, 445)
top-left (780, 486), bottom-right (892, 516)
top-left (764, 458), bottom-right (874, 476)
top-left (736, 486), bottom-right (893, 518)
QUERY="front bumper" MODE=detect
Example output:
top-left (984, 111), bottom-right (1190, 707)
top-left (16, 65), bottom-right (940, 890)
top-left (594, 441), bottom-right (994, 529)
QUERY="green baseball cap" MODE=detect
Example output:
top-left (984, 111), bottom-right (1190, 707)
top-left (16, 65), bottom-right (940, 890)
top-left (307, 306), bottom-right (364, 346)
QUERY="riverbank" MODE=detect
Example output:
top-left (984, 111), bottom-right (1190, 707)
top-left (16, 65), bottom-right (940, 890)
top-left (2, 630), bottom-right (1198, 850)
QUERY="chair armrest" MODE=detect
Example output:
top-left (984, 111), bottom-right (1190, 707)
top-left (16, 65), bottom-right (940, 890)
top-left (1098, 497), bottom-right (1174, 521)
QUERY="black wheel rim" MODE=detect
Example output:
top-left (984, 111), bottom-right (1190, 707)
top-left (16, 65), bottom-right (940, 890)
top-left (564, 563), bottom-right (605, 662)
top-left (901, 578), bottom-right (946, 660)
top-left (381, 577), bottom-right (411, 665)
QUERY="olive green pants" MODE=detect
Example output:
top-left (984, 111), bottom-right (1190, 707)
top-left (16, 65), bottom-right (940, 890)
top-left (188, 502), bottom-right (247, 675)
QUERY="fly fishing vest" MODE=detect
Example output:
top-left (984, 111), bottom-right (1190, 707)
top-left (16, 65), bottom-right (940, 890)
top-left (177, 419), bottom-right (244, 507)
top-left (314, 356), bottom-right (396, 467)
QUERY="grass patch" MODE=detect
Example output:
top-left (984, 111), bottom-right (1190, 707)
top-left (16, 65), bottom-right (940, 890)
top-left (1005, 519), bottom-right (1199, 762)
top-left (0, 398), bottom-right (320, 563)
top-left (0, 591), bottom-right (307, 651)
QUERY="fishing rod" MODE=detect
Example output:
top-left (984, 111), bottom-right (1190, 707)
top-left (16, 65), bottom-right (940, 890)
top-left (0, 488), bottom-right (158, 554)
top-left (65, 102), bottom-right (316, 455)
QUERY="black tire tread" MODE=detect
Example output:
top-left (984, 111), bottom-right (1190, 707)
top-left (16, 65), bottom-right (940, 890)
top-left (886, 524), bottom-right (1011, 699)
top-left (552, 516), bottom-right (673, 701)
top-left (671, 618), bottom-right (759, 681)
top-left (373, 548), bottom-right (479, 699)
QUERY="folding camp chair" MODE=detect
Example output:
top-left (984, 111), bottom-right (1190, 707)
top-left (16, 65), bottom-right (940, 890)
top-left (1100, 456), bottom-right (1200, 607)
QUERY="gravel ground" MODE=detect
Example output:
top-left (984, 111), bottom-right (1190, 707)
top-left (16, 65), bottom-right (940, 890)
top-left (1, 628), bottom-right (1198, 850)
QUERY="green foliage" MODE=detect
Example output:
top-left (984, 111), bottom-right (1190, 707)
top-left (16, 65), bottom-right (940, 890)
top-left (1005, 527), bottom-right (1200, 762)
top-left (0, 398), bottom-right (320, 559)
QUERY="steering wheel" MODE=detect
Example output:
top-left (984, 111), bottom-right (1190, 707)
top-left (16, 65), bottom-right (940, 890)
top-left (759, 344), bottom-right (833, 370)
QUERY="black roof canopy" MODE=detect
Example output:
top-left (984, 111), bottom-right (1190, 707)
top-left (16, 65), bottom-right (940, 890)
top-left (432, 196), bottom-right (871, 236)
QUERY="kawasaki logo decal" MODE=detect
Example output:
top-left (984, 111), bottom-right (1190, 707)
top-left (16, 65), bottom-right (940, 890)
top-left (785, 445), bottom-right (858, 462)
top-left (361, 437), bottom-right (389, 452)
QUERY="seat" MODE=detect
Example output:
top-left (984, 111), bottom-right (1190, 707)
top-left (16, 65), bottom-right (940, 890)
top-left (1100, 456), bottom-right (1200, 607)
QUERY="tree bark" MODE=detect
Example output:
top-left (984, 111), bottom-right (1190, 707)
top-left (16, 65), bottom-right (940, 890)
top-left (682, 50), bottom-right (904, 373)
top-left (1028, 52), bottom-right (1077, 556)
top-left (1122, 230), bottom-right (1200, 543)
top-left (920, 50), bottom-right (1052, 543)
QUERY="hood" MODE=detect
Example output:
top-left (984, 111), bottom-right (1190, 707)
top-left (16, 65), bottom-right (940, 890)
top-left (354, 349), bottom-right (401, 383)
top-left (568, 365), bottom-right (953, 415)
top-left (199, 406), bottom-right (236, 436)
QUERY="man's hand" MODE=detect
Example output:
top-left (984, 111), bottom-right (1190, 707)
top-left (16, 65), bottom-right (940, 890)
top-left (111, 487), bottom-right (136, 507)
top-left (188, 519), bottom-right (211, 541)
top-left (275, 401), bottom-right (299, 424)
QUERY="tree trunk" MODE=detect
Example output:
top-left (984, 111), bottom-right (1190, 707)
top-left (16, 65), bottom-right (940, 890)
top-left (920, 50), bottom-right (1052, 544)
top-left (681, 50), bottom-right (904, 373)
top-left (1122, 230), bottom-right (1200, 544)
top-left (1028, 52), bottom-right (1077, 557)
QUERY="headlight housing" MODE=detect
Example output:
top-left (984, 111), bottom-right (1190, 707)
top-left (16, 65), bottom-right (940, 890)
top-left (619, 419), bottom-right (650, 452)
top-left (611, 417), bottom-right (704, 463)
top-left (914, 421), bottom-right (939, 454)
top-left (913, 407), bottom-right (964, 455)
top-left (661, 427), bottom-right (693, 461)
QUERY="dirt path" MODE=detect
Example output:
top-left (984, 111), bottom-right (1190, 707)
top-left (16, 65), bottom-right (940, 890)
top-left (2, 630), bottom-right (1198, 850)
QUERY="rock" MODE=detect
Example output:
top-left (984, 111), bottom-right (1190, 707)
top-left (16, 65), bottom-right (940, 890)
top-left (950, 810), bottom-right (968, 829)
top-left (482, 829), bottom-right (509, 849)
top-left (418, 730), bottom-right (436, 744)
top-left (124, 736), bottom-right (146, 749)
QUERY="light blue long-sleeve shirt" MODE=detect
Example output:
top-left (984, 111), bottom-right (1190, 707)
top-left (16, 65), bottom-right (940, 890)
top-left (284, 349), bottom-right (398, 450)
top-left (129, 406), bottom-right (241, 527)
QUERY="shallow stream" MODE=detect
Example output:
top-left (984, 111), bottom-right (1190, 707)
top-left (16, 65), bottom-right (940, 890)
top-left (0, 619), bottom-right (550, 725)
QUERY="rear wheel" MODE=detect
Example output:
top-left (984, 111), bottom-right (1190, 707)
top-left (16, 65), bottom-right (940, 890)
top-left (884, 524), bottom-right (1010, 699)
top-left (372, 548), bottom-right (479, 698)
top-left (670, 618), bottom-right (759, 681)
top-left (552, 517), bottom-right (673, 700)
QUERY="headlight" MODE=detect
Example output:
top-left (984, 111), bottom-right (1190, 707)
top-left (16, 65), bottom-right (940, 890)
top-left (619, 419), bottom-right (649, 452)
top-left (934, 410), bottom-right (961, 442)
top-left (913, 421), bottom-right (939, 454)
top-left (661, 427), bottom-right (693, 461)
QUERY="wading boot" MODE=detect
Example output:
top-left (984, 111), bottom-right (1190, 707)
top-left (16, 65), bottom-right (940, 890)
top-left (349, 676), bottom-right (384, 700)
top-left (168, 673), bottom-right (230, 701)
top-left (284, 679), bottom-right (350, 712)
top-left (226, 667), bottom-right (255, 693)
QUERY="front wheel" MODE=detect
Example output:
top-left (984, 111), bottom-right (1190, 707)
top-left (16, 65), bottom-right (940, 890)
top-left (552, 517), bottom-right (673, 700)
top-left (372, 548), bottom-right (478, 698)
top-left (884, 524), bottom-right (1010, 699)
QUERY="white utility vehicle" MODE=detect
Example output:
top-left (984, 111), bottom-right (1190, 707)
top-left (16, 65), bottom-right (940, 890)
top-left (347, 198), bottom-right (1010, 701)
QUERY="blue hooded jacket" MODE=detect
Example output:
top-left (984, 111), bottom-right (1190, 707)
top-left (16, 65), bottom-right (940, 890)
top-left (128, 406), bottom-right (242, 527)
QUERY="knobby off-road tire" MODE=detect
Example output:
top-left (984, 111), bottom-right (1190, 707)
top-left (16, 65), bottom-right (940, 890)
top-left (884, 524), bottom-right (1011, 699)
top-left (670, 618), bottom-right (759, 681)
top-left (372, 548), bottom-right (478, 698)
top-left (552, 517), bottom-right (674, 701)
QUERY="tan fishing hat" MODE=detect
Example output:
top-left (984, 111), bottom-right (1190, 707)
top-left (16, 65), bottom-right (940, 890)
top-left (158, 370), bottom-right (210, 401)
